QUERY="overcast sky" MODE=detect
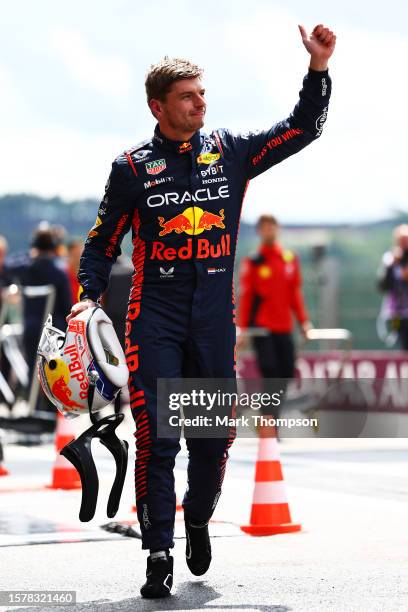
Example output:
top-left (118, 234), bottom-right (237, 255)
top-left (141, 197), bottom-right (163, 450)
top-left (1, 0), bottom-right (407, 223)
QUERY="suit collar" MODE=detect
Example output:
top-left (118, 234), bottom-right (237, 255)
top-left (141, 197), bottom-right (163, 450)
top-left (153, 124), bottom-right (201, 155)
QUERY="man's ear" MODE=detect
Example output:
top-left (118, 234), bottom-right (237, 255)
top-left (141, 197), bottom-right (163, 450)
top-left (149, 99), bottom-right (161, 120)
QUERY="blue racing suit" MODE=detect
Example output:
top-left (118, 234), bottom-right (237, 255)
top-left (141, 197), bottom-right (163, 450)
top-left (78, 68), bottom-right (331, 550)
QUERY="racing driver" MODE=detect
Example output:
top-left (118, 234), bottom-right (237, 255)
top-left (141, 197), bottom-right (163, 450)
top-left (67, 23), bottom-right (336, 598)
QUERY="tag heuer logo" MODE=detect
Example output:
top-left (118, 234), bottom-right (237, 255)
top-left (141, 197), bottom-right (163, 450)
top-left (145, 159), bottom-right (166, 175)
top-left (197, 152), bottom-right (220, 164)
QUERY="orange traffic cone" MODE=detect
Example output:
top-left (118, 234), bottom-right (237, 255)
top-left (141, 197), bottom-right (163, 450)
top-left (54, 412), bottom-right (77, 452)
top-left (241, 430), bottom-right (301, 536)
top-left (0, 441), bottom-right (9, 476)
top-left (48, 413), bottom-right (81, 490)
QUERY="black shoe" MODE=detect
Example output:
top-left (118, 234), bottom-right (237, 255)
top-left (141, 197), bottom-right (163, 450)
top-left (140, 552), bottom-right (173, 598)
top-left (185, 517), bottom-right (212, 576)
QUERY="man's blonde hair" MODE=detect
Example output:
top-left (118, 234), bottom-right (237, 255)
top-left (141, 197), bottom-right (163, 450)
top-left (145, 56), bottom-right (203, 103)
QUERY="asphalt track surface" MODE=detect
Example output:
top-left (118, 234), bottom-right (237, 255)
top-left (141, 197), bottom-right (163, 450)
top-left (1, 429), bottom-right (408, 611)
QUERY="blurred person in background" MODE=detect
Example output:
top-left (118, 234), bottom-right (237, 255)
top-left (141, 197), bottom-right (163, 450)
top-left (378, 224), bottom-right (408, 349)
top-left (51, 224), bottom-right (68, 260)
top-left (9, 224), bottom-right (72, 409)
top-left (66, 238), bottom-right (84, 304)
top-left (238, 215), bottom-right (312, 420)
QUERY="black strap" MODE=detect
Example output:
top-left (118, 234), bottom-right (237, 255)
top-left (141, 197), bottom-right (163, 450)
top-left (61, 389), bottom-right (128, 522)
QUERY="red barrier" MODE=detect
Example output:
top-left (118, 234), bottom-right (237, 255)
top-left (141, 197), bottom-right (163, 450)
top-left (239, 351), bottom-right (408, 413)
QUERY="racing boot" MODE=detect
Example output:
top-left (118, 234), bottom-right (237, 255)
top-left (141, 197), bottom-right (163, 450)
top-left (185, 516), bottom-right (212, 576)
top-left (140, 550), bottom-right (173, 598)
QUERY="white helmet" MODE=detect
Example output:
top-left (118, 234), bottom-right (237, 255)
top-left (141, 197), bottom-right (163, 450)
top-left (37, 307), bottom-right (129, 418)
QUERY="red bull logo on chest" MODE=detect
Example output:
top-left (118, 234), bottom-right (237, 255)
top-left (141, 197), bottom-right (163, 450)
top-left (157, 207), bottom-right (225, 237)
top-left (151, 234), bottom-right (231, 261)
top-left (153, 206), bottom-right (229, 260)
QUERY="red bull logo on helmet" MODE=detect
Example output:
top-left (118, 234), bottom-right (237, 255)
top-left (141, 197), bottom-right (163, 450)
top-left (52, 375), bottom-right (83, 409)
top-left (64, 344), bottom-right (89, 400)
top-left (42, 357), bottom-right (86, 412)
top-left (157, 207), bottom-right (225, 237)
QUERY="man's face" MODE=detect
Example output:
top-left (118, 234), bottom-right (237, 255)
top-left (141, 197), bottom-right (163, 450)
top-left (152, 78), bottom-right (206, 134)
top-left (257, 221), bottom-right (279, 244)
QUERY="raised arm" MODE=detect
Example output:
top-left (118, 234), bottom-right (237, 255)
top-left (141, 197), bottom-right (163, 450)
top-left (227, 24), bottom-right (336, 181)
